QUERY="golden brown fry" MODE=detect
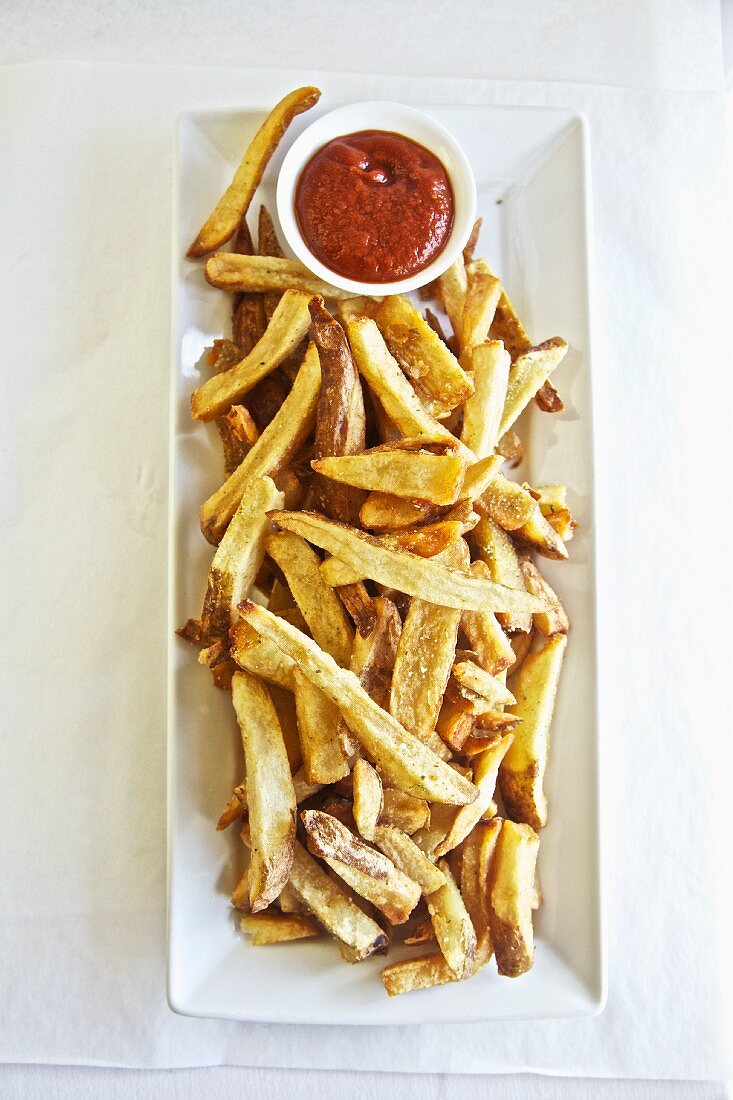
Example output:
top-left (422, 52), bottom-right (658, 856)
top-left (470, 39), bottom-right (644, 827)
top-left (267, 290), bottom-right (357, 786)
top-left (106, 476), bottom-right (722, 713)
top-left (352, 758), bottom-right (383, 841)
top-left (436, 257), bottom-right (468, 344)
top-left (201, 344), bottom-right (320, 545)
top-left (381, 952), bottom-right (457, 996)
top-left (293, 669), bottom-right (350, 784)
top-left (507, 629), bottom-right (534, 676)
top-left (205, 253), bottom-right (352, 298)
top-left (435, 696), bottom-right (476, 752)
top-left (470, 516), bottom-right (532, 633)
top-left (373, 825), bottom-right (446, 895)
top-left (451, 660), bottom-right (515, 707)
top-left (187, 87), bottom-right (321, 256)
top-left (489, 819), bottom-right (540, 977)
top-left (518, 556), bottom-right (569, 636)
top-left (359, 494), bottom-right (441, 531)
top-left (460, 562), bottom-right (516, 675)
top-left (374, 295), bottom-right (474, 410)
top-left (191, 290), bottom-right (312, 421)
top-left (486, 272), bottom-right (532, 361)
top-left (434, 734), bottom-right (513, 857)
top-left (459, 453), bottom-right (504, 502)
top-left (287, 840), bottom-right (388, 962)
top-left (460, 340), bottom-right (510, 458)
top-left (348, 596), bottom-right (401, 712)
top-left (200, 476), bottom-right (283, 640)
top-left (257, 204), bottom-right (287, 320)
top-left (232, 671), bottom-right (296, 912)
top-left (231, 865), bottom-right (252, 910)
top-left (500, 632), bottom-right (566, 829)
top-left (276, 882), bottom-right (305, 914)
top-left (238, 601), bottom-right (478, 805)
top-left (463, 218), bottom-right (483, 262)
top-left (498, 337), bottom-right (568, 437)
top-left (337, 296), bottom-right (379, 323)
top-left (379, 789), bottom-right (430, 833)
top-left (313, 447), bottom-right (466, 506)
top-left (265, 529), bottom-right (353, 666)
top-left (426, 859), bottom-right (476, 979)
top-left (479, 473), bottom-right (538, 532)
top-left (460, 817), bottom-right (502, 969)
top-left (216, 404), bottom-right (260, 476)
top-left (217, 792), bottom-right (246, 831)
top-left (230, 619), bottom-right (296, 689)
top-left (461, 261), bottom-right (502, 353)
top-left (271, 510), bottom-right (544, 615)
top-left (513, 504), bottom-right (569, 560)
top-left (240, 912), bottom-right (320, 945)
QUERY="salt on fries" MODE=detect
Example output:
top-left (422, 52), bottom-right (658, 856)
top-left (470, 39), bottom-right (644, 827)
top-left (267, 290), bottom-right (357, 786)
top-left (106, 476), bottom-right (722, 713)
top-left (179, 87), bottom-right (576, 996)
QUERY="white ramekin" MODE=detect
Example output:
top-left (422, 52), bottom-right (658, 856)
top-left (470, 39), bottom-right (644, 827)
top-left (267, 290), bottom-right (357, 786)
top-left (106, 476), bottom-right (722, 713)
top-left (275, 101), bottom-right (477, 297)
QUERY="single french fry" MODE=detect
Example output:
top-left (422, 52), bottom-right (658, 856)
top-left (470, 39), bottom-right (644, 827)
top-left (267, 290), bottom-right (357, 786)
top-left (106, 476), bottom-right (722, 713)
top-left (435, 696), bottom-right (476, 752)
top-left (269, 683), bottom-right (302, 770)
top-left (352, 759), bottom-right (383, 841)
top-left (293, 668), bottom-right (350, 784)
top-left (200, 343), bottom-right (320, 545)
top-left (270, 511), bottom-right (544, 615)
top-left (489, 819), bottom-right (540, 976)
top-left (237, 602), bottom-right (478, 805)
top-left (498, 338), bottom-right (568, 437)
top-left (535, 484), bottom-right (578, 542)
top-left (240, 912), bottom-right (320, 945)
top-left (276, 882), bottom-right (305, 914)
top-left (265, 529), bottom-right (353, 666)
top-left (470, 516), bottom-right (532, 633)
top-left (348, 596), bottom-right (401, 712)
top-left (461, 261), bottom-right (502, 353)
top-left (478, 473), bottom-right (538, 532)
top-left (426, 859), bottom-right (477, 979)
top-left (191, 290), bottom-right (312, 422)
top-left (436, 257), bottom-right (468, 343)
top-left (216, 404), bottom-right (260, 476)
top-left (205, 253), bottom-right (351, 298)
top-left (381, 952), bottom-right (457, 996)
top-left (434, 735), bottom-right (513, 856)
top-left (451, 660), bottom-right (515, 707)
top-left (513, 504), bottom-right (569, 560)
top-left (373, 825), bottom-right (446, 895)
top-left (518, 556), bottom-right (569, 636)
top-left (359, 493), bottom-right (441, 531)
top-left (460, 817), bottom-right (502, 969)
top-left (500, 633), bottom-right (567, 829)
top-left (506, 629), bottom-right (534, 676)
top-left (200, 475), bottom-right (283, 640)
top-left (217, 792), bottom-right (245, 831)
top-left (380, 788), bottom-right (430, 834)
top-left (374, 295), bottom-right (474, 410)
top-left (458, 453), bottom-right (504, 503)
top-left (412, 802), bottom-right (459, 859)
top-left (287, 840), bottom-right (388, 962)
top-left (312, 448), bottom-right (466, 506)
top-left (460, 561), bottom-right (516, 674)
top-left (187, 86), bottom-right (320, 256)
top-left (487, 274), bottom-right (532, 361)
top-left (231, 865), bottom-right (252, 910)
top-left (230, 619), bottom-right (296, 689)
top-left (460, 341), bottom-right (511, 458)
top-left (232, 671), bottom-right (296, 912)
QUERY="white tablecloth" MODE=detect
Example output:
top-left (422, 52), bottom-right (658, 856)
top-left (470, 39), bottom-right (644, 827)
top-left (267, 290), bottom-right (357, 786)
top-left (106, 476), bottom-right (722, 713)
top-left (1, 2), bottom-right (731, 1097)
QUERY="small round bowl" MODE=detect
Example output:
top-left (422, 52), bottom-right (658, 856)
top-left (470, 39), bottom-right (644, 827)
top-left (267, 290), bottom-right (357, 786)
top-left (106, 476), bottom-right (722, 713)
top-left (275, 101), bottom-right (477, 297)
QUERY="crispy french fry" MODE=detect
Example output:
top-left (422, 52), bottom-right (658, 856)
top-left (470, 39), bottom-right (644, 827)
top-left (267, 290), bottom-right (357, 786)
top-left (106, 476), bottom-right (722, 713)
top-left (451, 660), bottom-right (515, 707)
top-left (461, 261), bottom-right (502, 353)
top-left (489, 819), bottom-right (540, 976)
top-left (312, 447), bottom-right (466, 506)
top-left (373, 825), bottom-right (446, 895)
top-left (479, 473), bottom-right (537, 532)
top-left (337, 296), bottom-right (379, 323)
top-left (240, 912), bottom-right (320, 945)
top-left (381, 952), bottom-right (457, 996)
top-left (426, 859), bottom-right (477, 979)
top-left (535, 484), bottom-right (578, 542)
top-left (498, 338), bottom-right (568, 437)
top-left (380, 788), bottom-right (430, 834)
top-left (303, 811), bottom-right (421, 925)
top-left (359, 493), bottom-right (441, 531)
top-left (460, 562), bottom-right (516, 674)
top-left (518, 556), bottom-right (569, 636)
top-left (200, 476), bottom-right (283, 640)
top-left (436, 257), bottom-right (468, 343)
top-left (349, 596), bottom-right (401, 712)
top-left (459, 453), bottom-right (504, 503)
top-left (205, 253), bottom-right (351, 298)
top-left (460, 817), bottom-right (502, 969)
top-left (513, 504), bottom-right (569, 560)
top-left (216, 404), bottom-right (260, 476)
top-left (435, 696), bottom-right (475, 752)
top-left (293, 669), bottom-right (350, 784)
top-left (500, 633), bottom-right (566, 829)
top-left (230, 618), bottom-right (296, 689)
top-left (434, 734), bottom-right (513, 856)
top-left (187, 86), bottom-right (320, 256)
top-left (217, 792), bottom-right (245, 831)
top-left (287, 840), bottom-right (388, 962)
top-left (191, 290), bottom-right (312, 422)
top-left (231, 865), bottom-right (252, 910)
top-left (352, 758), bottom-right (383, 841)
top-left (460, 340), bottom-right (510, 458)
top-left (265, 529), bottom-right (353, 666)
top-left (487, 276), bottom-right (532, 361)
top-left (470, 516), bottom-right (532, 633)
top-left (374, 295), bottom-right (474, 409)
top-left (412, 801), bottom-right (459, 859)
top-left (270, 511), bottom-right (544, 615)
top-left (238, 602), bottom-right (478, 805)
top-left (232, 671), bottom-right (296, 912)
top-left (200, 344), bottom-right (320, 545)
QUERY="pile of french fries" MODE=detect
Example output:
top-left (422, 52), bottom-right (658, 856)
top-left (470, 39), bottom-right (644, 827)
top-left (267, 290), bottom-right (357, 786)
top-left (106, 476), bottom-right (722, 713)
top-left (179, 87), bottom-right (576, 996)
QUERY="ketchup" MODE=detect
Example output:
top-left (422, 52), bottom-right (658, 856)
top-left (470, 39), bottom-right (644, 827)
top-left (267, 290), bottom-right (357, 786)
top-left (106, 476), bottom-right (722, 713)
top-left (294, 130), bottom-right (454, 283)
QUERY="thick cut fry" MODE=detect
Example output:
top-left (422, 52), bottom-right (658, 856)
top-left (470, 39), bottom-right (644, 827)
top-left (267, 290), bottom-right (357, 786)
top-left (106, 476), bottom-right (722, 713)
top-left (498, 338), bottom-right (568, 437)
top-left (187, 86), bottom-right (320, 256)
top-left (287, 840), bottom-right (388, 962)
top-left (293, 669), bottom-right (350, 784)
top-left (460, 563), bottom-right (516, 674)
top-left (518, 557), bottom-right (569, 636)
top-left (232, 671), bottom-right (296, 912)
top-left (459, 453), bottom-right (504, 503)
top-left (237, 602), bottom-right (478, 805)
top-left (380, 789), bottom-right (430, 833)
top-left (436, 257), bottom-right (468, 343)
top-left (336, 581), bottom-right (377, 637)
top-left (201, 476), bottom-right (283, 639)
top-left (200, 344), bottom-right (320, 545)
top-left (191, 290), bottom-right (312, 421)
top-left (313, 447), bottom-right (466, 506)
top-left (381, 952), bottom-right (457, 996)
top-left (240, 912), bottom-right (320, 945)
top-left (490, 820), bottom-right (540, 977)
top-left (374, 295), bottom-right (474, 409)
top-left (302, 811), bottom-right (393, 880)
top-left (270, 510), bottom-right (544, 615)
top-left (461, 261), bottom-right (502, 353)
top-left (352, 758), bottom-right (383, 841)
top-left (460, 341), bottom-right (511, 458)
top-left (310, 295), bottom-right (366, 524)
top-left (426, 860), bottom-right (477, 979)
top-left (359, 493), bottom-right (441, 531)
top-left (205, 253), bottom-right (351, 298)
top-left (479, 473), bottom-right (538, 532)
top-left (470, 516), bottom-right (532, 633)
top-left (373, 825), bottom-right (446, 895)
top-left (434, 734), bottom-right (513, 856)
top-left (230, 619), bottom-right (296, 689)
top-left (460, 817), bottom-right (502, 969)
top-left (451, 660), bottom-right (515, 707)
top-left (265, 529), bottom-right (353, 666)
top-left (500, 633), bottom-right (567, 829)
top-left (345, 318), bottom-right (465, 451)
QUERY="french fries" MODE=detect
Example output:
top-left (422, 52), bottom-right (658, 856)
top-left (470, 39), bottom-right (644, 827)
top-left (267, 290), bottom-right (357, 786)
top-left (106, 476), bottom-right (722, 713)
top-left (187, 86), bottom-right (320, 257)
top-left (180, 94), bottom-right (575, 995)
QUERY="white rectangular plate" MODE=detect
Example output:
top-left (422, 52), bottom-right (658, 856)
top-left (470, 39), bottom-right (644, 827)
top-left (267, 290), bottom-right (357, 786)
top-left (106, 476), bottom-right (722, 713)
top-left (168, 99), bottom-right (604, 1024)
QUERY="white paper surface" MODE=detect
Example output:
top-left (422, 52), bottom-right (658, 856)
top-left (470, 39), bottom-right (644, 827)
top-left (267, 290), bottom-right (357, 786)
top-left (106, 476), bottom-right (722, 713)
top-left (0, 57), bottom-right (731, 1079)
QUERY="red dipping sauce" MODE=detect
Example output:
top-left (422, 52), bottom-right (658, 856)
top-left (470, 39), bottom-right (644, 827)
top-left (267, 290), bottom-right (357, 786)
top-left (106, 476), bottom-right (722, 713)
top-left (294, 130), bottom-right (454, 284)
